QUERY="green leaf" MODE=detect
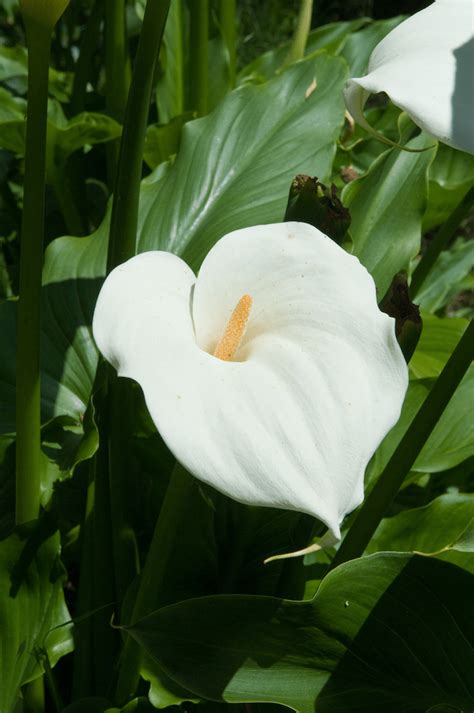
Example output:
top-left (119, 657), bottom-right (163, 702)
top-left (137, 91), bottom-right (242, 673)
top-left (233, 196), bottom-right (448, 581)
top-left (415, 238), bottom-right (474, 313)
top-left (423, 143), bottom-right (474, 231)
top-left (125, 554), bottom-right (474, 711)
top-left (0, 531), bottom-right (73, 713)
top-left (0, 45), bottom-right (72, 101)
top-left (368, 493), bottom-right (474, 571)
top-left (343, 129), bottom-right (436, 299)
top-left (0, 89), bottom-right (121, 174)
top-left (410, 313), bottom-right (467, 378)
top-left (139, 52), bottom-right (347, 268)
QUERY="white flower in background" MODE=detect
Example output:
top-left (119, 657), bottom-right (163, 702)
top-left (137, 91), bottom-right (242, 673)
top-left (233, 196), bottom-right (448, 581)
top-left (344, 0), bottom-right (474, 154)
top-left (93, 223), bottom-right (408, 537)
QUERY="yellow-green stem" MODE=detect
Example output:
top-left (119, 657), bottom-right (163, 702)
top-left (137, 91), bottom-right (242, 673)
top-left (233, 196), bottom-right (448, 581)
top-left (284, 0), bottom-right (313, 66)
top-left (16, 19), bottom-right (52, 525)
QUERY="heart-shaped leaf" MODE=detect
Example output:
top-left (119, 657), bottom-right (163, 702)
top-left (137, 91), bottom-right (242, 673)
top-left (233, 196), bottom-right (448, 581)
top-left (125, 554), bottom-right (474, 712)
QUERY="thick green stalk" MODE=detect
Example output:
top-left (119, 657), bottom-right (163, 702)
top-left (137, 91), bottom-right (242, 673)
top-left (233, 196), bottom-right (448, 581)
top-left (107, 0), bottom-right (171, 270)
top-left (410, 185), bottom-right (474, 299)
top-left (105, 0), bottom-right (129, 185)
top-left (220, 0), bottom-right (236, 87)
top-left (104, 0), bottom-right (171, 675)
top-left (189, 0), bottom-right (208, 116)
top-left (115, 465), bottom-right (194, 703)
top-left (70, 0), bottom-right (104, 115)
top-left (108, 374), bottom-right (139, 603)
top-left (284, 0), bottom-right (313, 65)
top-left (15, 20), bottom-right (51, 525)
top-left (330, 319), bottom-right (474, 570)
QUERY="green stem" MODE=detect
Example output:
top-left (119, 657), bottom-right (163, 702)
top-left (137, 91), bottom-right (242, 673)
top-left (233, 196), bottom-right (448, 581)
top-left (410, 185), bottom-right (474, 299)
top-left (330, 319), bottom-right (474, 570)
top-left (105, 0), bottom-right (129, 186)
top-left (189, 0), bottom-right (208, 116)
top-left (42, 651), bottom-right (64, 713)
top-left (115, 465), bottom-right (194, 704)
top-left (108, 373), bottom-right (139, 604)
top-left (284, 0), bottom-right (313, 65)
top-left (91, 423), bottom-right (118, 696)
top-left (107, 0), bottom-right (171, 270)
top-left (72, 468), bottom-right (95, 699)
top-left (103, 0), bottom-right (171, 662)
top-left (15, 20), bottom-right (52, 525)
top-left (70, 0), bottom-right (104, 115)
top-left (220, 0), bottom-right (236, 88)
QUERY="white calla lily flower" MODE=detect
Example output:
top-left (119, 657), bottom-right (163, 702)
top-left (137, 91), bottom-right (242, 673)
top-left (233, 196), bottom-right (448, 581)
top-left (344, 0), bottom-right (474, 154)
top-left (93, 223), bottom-right (408, 537)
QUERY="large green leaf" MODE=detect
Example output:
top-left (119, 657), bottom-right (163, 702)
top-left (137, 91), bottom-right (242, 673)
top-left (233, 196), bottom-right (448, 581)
top-left (125, 554), bottom-right (474, 712)
top-left (0, 531), bottom-right (73, 713)
top-left (0, 52), bottom-right (347, 435)
top-left (342, 122), bottom-right (436, 298)
top-left (138, 51), bottom-right (348, 268)
top-left (368, 493), bottom-right (474, 572)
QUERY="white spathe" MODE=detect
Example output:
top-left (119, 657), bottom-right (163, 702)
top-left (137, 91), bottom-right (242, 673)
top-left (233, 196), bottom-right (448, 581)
top-left (93, 223), bottom-right (408, 537)
top-left (344, 0), bottom-right (474, 154)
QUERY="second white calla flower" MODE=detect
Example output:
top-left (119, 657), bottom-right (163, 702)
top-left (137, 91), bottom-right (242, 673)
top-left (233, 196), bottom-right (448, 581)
top-left (93, 223), bottom-right (408, 537)
top-left (344, 0), bottom-right (474, 154)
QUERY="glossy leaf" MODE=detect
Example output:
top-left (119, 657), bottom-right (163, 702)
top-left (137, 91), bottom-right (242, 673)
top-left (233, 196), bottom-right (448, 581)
top-left (126, 554), bottom-right (474, 711)
top-left (342, 124), bottom-right (436, 298)
top-left (0, 531), bottom-right (73, 713)
top-left (138, 52), bottom-right (348, 268)
top-left (368, 493), bottom-right (474, 572)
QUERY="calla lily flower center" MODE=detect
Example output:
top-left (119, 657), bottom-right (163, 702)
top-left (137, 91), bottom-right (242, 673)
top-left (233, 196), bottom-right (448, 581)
top-left (213, 294), bottom-right (253, 361)
top-left (93, 222), bottom-right (408, 537)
